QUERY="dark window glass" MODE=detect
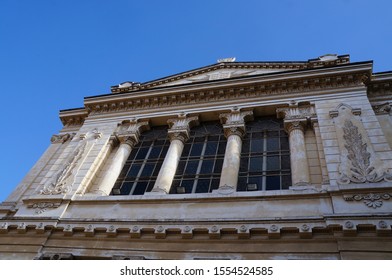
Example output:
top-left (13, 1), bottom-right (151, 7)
top-left (135, 147), bottom-right (149, 159)
top-left (200, 159), bottom-right (214, 174)
top-left (120, 182), bottom-right (133, 195)
top-left (195, 179), bottom-right (210, 193)
top-left (148, 146), bottom-right (162, 159)
top-left (185, 160), bottom-right (199, 175)
top-left (251, 139), bottom-right (263, 153)
top-left (127, 164), bottom-right (141, 178)
top-left (249, 157), bottom-right (263, 172)
top-left (133, 182), bottom-right (148, 195)
top-left (190, 143), bottom-right (204, 156)
top-left (266, 176), bottom-right (281, 190)
top-left (266, 156), bottom-right (280, 171)
top-left (204, 142), bottom-right (217, 156)
top-left (267, 138), bottom-right (280, 151)
top-left (140, 163), bottom-right (155, 177)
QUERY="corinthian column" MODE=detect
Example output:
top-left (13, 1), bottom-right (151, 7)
top-left (218, 108), bottom-right (253, 191)
top-left (286, 121), bottom-right (310, 186)
top-left (148, 114), bottom-right (199, 195)
top-left (97, 119), bottom-right (150, 195)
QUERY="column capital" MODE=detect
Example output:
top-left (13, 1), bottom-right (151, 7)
top-left (284, 120), bottom-right (307, 133)
top-left (276, 103), bottom-right (317, 121)
top-left (116, 118), bottom-right (150, 147)
top-left (167, 114), bottom-right (199, 143)
top-left (219, 108), bottom-right (253, 139)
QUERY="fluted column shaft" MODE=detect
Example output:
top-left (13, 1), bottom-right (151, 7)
top-left (287, 121), bottom-right (310, 186)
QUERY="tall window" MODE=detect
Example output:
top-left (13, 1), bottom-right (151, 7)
top-left (170, 121), bottom-right (226, 194)
top-left (237, 116), bottom-right (291, 191)
top-left (111, 126), bottom-right (169, 195)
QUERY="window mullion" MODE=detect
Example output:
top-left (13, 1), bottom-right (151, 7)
top-left (191, 137), bottom-right (207, 193)
top-left (130, 143), bottom-right (154, 195)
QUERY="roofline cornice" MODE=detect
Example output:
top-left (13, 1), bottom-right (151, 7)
top-left (86, 61), bottom-right (372, 103)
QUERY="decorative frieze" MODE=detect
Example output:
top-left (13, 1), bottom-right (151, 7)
top-left (0, 220), bottom-right (390, 238)
top-left (86, 72), bottom-right (368, 116)
top-left (344, 193), bottom-right (391, 209)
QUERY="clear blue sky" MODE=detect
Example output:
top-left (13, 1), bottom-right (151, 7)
top-left (0, 0), bottom-right (391, 202)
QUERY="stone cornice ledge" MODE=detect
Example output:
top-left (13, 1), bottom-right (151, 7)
top-left (75, 187), bottom-right (329, 204)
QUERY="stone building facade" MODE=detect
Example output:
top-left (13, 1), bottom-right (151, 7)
top-left (1, 54), bottom-right (392, 259)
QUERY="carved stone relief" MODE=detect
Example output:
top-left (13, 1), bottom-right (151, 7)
top-left (40, 128), bottom-right (102, 195)
top-left (330, 104), bottom-right (392, 184)
top-left (27, 202), bottom-right (61, 214)
top-left (344, 193), bottom-right (391, 209)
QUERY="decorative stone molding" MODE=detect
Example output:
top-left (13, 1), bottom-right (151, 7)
top-left (344, 193), bottom-right (391, 209)
top-left (329, 103), bottom-right (361, 118)
top-left (88, 71), bottom-right (367, 117)
top-left (110, 55), bottom-right (351, 93)
top-left (27, 202), bottom-right (61, 214)
top-left (1, 220), bottom-right (391, 239)
top-left (372, 102), bottom-right (391, 115)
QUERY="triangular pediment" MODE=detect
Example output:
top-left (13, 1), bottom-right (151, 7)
top-left (111, 55), bottom-right (350, 93)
